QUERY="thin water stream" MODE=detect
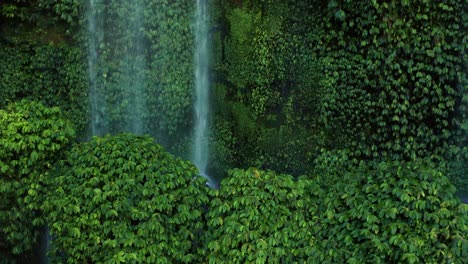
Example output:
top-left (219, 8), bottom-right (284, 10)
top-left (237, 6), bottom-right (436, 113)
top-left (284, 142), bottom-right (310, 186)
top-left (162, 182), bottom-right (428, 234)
top-left (193, 0), bottom-right (216, 188)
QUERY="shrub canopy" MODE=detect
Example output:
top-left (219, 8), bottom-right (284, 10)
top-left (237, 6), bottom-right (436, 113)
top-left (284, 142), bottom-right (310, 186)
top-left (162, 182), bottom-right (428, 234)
top-left (44, 133), bottom-right (210, 263)
top-left (205, 168), bottom-right (318, 263)
top-left (0, 100), bottom-right (75, 257)
top-left (312, 159), bottom-right (468, 263)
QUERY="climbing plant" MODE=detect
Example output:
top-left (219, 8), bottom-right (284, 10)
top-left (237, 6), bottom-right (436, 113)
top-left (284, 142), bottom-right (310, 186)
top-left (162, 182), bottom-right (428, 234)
top-left (81, 0), bottom-right (196, 146)
top-left (212, 2), bottom-right (327, 175)
top-left (0, 0), bottom-right (80, 24)
top-left (0, 42), bottom-right (88, 134)
top-left (319, 0), bottom-right (466, 161)
top-left (145, 0), bottom-right (195, 143)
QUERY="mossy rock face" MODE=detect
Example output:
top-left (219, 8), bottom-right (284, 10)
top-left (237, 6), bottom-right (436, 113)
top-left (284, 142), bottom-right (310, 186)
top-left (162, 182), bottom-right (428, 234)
top-left (44, 133), bottom-right (210, 263)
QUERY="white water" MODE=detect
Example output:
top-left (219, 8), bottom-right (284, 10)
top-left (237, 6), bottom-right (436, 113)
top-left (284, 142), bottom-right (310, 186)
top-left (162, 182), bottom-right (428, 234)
top-left (88, 0), bottom-right (104, 136)
top-left (124, 0), bottom-right (146, 135)
top-left (193, 0), bottom-right (216, 188)
top-left (87, 0), bottom-right (146, 136)
top-left (87, 0), bottom-right (215, 187)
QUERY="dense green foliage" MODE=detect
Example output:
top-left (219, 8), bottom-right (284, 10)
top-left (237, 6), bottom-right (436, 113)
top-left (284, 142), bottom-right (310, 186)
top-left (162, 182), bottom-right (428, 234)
top-left (211, 0), bottom-right (466, 191)
top-left (320, 0), bottom-right (466, 160)
top-left (0, 100), bottom-right (75, 259)
top-left (312, 159), bottom-right (467, 263)
top-left (0, 0), bottom-right (80, 24)
top-left (211, 2), bottom-right (326, 175)
top-left (0, 43), bottom-right (88, 132)
top-left (0, 0), bottom-right (466, 262)
top-left (0, 0), bottom-right (88, 134)
top-left (204, 163), bottom-right (467, 263)
top-left (43, 133), bottom-right (209, 263)
top-left (80, 0), bottom-right (196, 151)
top-left (145, 0), bottom-right (195, 141)
top-left (205, 168), bottom-right (318, 263)
top-left (1, 0), bottom-right (198, 147)
top-left (1, 0), bottom-right (465, 181)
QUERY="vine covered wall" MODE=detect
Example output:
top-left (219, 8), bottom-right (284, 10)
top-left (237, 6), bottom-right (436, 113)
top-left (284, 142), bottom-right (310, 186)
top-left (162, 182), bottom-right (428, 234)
top-left (3, 0), bottom-right (465, 180)
top-left (210, 0), bottom-right (466, 190)
top-left (1, 0), bottom-right (200, 150)
top-left (320, 0), bottom-right (466, 161)
top-left (210, 1), bottom-right (327, 176)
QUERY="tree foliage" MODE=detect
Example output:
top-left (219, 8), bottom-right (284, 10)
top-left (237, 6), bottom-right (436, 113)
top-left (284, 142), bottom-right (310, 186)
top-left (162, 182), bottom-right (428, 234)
top-left (0, 100), bottom-right (75, 258)
top-left (43, 133), bottom-right (210, 263)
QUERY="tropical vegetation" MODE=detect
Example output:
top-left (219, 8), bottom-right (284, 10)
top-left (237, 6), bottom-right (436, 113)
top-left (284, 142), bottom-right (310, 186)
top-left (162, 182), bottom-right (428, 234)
top-left (0, 0), bottom-right (466, 263)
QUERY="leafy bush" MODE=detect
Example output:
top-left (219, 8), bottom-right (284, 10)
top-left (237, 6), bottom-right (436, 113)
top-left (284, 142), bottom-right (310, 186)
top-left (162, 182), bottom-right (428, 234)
top-left (312, 160), bottom-right (468, 263)
top-left (312, 148), bottom-right (363, 177)
top-left (205, 168), bottom-right (318, 263)
top-left (44, 133), bottom-right (209, 263)
top-left (0, 100), bottom-right (75, 258)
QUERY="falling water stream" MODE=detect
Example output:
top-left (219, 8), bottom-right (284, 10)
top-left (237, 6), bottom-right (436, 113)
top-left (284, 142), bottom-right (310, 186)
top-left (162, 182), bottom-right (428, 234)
top-left (88, 0), bottom-right (146, 136)
top-left (193, 0), bottom-right (216, 188)
top-left (37, 1), bottom-right (212, 263)
top-left (123, 0), bottom-right (146, 135)
top-left (88, 0), bottom-right (104, 136)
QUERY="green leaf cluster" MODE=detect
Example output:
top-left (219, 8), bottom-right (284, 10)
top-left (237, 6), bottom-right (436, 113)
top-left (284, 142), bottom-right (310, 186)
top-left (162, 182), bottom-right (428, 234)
top-left (0, 42), bottom-right (88, 134)
top-left (319, 0), bottom-right (466, 162)
top-left (43, 133), bottom-right (210, 263)
top-left (205, 168), bottom-right (319, 263)
top-left (311, 159), bottom-right (467, 263)
top-left (0, 100), bottom-right (75, 259)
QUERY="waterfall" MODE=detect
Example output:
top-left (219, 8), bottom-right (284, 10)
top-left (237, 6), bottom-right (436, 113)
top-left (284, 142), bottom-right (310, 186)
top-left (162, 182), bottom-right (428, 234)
top-left (193, 0), bottom-right (216, 188)
top-left (87, 0), bottom-right (211, 179)
top-left (124, 0), bottom-right (146, 135)
top-left (88, 0), bottom-right (105, 136)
